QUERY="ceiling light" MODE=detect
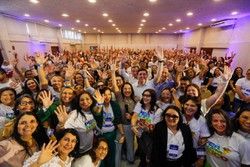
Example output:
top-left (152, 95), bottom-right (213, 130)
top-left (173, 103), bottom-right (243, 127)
top-left (149, 0), bottom-right (157, 2)
top-left (176, 19), bottom-right (181, 22)
top-left (112, 24), bottom-right (116, 26)
top-left (143, 12), bottom-right (149, 17)
top-left (78, 30), bottom-right (81, 32)
top-left (30, 0), bottom-right (39, 4)
top-left (58, 24), bottom-right (62, 27)
top-left (76, 20), bottom-right (80, 23)
top-left (88, 0), bottom-right (96, 3)
top-left (101, 32), bottom-right (104, 33)
top-left (169, 23), bottom-right (173, 26)
top-left (187, 12), bottom-right (193, 16)
top-left (98, 30), bottom-right (101, 32)
top-left (62, 13), bottom-right (69, 17)
top-left (116, 28), bottom-right (119, 30)
top-left (85, 24), bottom-right (89, 26)
top-left (139, 27), bottom-right (142, 30)
top-left (159, 30), bottom-right (162, 32)
top-left (84, 31), bottom-right (87, 33)
top-left (231, 11), bottom-right (238, 15)
top-left (198, 23), bottom-right (202, 26)
top-left (141, 19), bottom-right (146, 22)
top-left (44, 20), bottom-right (49, 23)
top-left (174, 32), bottom-right (177, 33)
top-left (179, 30), bottom-right (183, 32)
top-left (155, 32), bottom-right (158, 33)
top-left (72, 28), bottom-right (75, 30)
top-left (24, 14), bottom-right (30, 17)
top-left (103, 13), bottom-right (108, 17)
top-left (186, 27), bottom-right (190, 30)
top-left (140, 24), bottom-right (144, 26)
top-left (211, 18), bottom-right (216, 22)
top-left (162, 27), bottom-right (166, 30)
top-left (108, 19), bottom-right (113, 22)
top-left (93, 28), bottom-right (96, 30)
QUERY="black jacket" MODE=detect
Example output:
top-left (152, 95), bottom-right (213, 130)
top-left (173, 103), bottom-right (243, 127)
top-left (151, 121), bottom-right (197, 167)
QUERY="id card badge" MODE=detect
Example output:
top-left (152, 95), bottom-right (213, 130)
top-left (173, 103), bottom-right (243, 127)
top-left (168, 144), bottom-right (179, 159)
top-left (196, 148), bottom-right (206, 158)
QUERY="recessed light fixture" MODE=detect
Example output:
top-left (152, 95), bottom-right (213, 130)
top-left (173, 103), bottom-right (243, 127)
top-left (112, 24), bottom-right (116, 26)
top-left (155, 32), bottom-right (158, 33)
top-left (198, 23), bottom-right (202, 26)
top-left (24, 14), bottom-right (30, 17)
top-left (139, 27), bottom-right (142, 30)
top-left (103, 13), bottom-right (108, 17)
top-left (169, 23), bottom-right (173, 26)
top-left (78, 30), bottom-right (81, 32)
top-left (30, 0), bottom-right (39, 4)
top-left (174, 32), bottom-right (177, 33)
top-left (58, 24), bottom-right (62, 27)
top-left (93, 28), bottom-right (97, 30)
top-left (84, 31), bottom-right (87, 33)
top-left (98, 30), bottom-right (101, 32)
top-left (179, 30), bottom-right (183, 32)
top-left (149, 0), bottom-right (157, 2)
top-left (162, 27), bottom-right (166, 30)
top-left (76, 20), bottom-right (80, 23)
top-left (187, 12), bottom-right (193, 16)
top-left (140, 24), bottom-right (144, 26)
top-left (88, 0), bottom-right (96, 3)
top-left (116, 28), bottom-right (119, 30)
top-left (159, 30), bottom-right (162, 32)
top-left (143, 12), bottom-right (149, 16)
top-left (72, 28), bottom-right (75, 30)
top-left (108, 19), bottom-right (113, 22)
top-left (186, 27), bottom-right (190, 30)
top-left (211, 18), bottom-right (216, 22)
top-left (176, 19), bottom-right (181, 22)
top-left (141, 19), bottom-right (146, 22)
top-left (44, 20), bottom-right (49, 23)
top-left (85, 24), bottom-right (89, 26)
top-left (62, 13), bottom-right (69, 17)
top-left (231, 11), bottom-right (238, 15)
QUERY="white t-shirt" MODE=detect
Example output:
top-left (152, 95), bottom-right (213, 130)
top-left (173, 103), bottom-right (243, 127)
top-left (0, 103), bottom-right (14, 132)
top-left (23, 151), bottom-right (73, 167)
top-left (167, 128), bottom-right (185, 159)
top-left (182, 116), bottom-right (210, 148)
top-left (156, 101), bottom-right (174, 111)
top-left (192, 75), bottom-right (203, 88)
top-left (48, 86), bottom-right (61, 101)
top-left (132, 80), bottom-right (155, 99)
top-left (205, 132), bottom-right (250, 167)
top-left (211, 76), bottom-right (223, 87)
top-left (235, 78), bottom-right (250, 100)
top-left (100, 104), bottom-right (115, 133)
top-left (133, 102), bottom-right (163, 126)
top-left (72, 154), bottom-right (101, 167)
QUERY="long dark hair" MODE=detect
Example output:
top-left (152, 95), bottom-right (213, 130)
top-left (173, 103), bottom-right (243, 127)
top-left (12, 112), bottom-right (49, 158)
top-left (56, 128), bottom-right (80, 158)
top-left (182, 96), bottom-right (202, 120)
top-left (121, 82), bottom-right (136, 102)
top-left (0, 87), bottom-right (16, 103)
top-left (232, 106), bottom-right (250, 132)
top-left (140, 89), bottom-right (158, 113)
top-left (14, 94), bottom-right (37, 116)
top-left (206, 109), bottom-right (233, 137)
top-left (184, 83), bottom-right (201, 100)
top-left (75, 91), bottom-right (96, 121)
top-left (162, 105), bottom-right (183, 130)
top-left (23, 79), bottom-right (40, 94)
top-left (89, 137), bottom-right (108, 163)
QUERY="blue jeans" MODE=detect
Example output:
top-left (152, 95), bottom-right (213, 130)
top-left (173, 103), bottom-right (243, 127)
top-left (115, 124), bottom-right (135, 167)
top-left (233, 98), bottom-right (250, 113)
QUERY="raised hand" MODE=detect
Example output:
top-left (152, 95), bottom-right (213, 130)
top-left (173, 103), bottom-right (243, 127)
top-left (93, 89), bottom-right (104, 104)
top-left (54, 105), bottom-right (69, 125)
top-left (65, 61), bottom-right (76, 80)
top-left (37, 140), bottom-right (59, 165)
top-left (34, 52), bottom-right (48, 65)
top-left (221, 65), bottom-right (232, 82)
top-left (39, 91), bottom-right (55, 109)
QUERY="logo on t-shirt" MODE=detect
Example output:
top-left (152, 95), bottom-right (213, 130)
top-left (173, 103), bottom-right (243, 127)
top-left (206, 141), bottom-right (231, 161)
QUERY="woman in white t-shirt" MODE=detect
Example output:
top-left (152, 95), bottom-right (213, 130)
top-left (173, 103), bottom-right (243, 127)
top-left (131, 89), bottom-right (163, 167)
top-left (73, 138), bottom-right (109, 167)
top-left (209, 68), bottom-right (223, 93)
top-left (205, 109), bottom-right (250, 167)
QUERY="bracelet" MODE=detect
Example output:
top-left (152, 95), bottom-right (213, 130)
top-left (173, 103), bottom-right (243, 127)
top-left (64, 79), bottom-right (70, 82)
top-left (158, 60), bottom-right (164, 63)
top-left (83, 76), bottom-right (87, 79)
top-left (37, 64), bottom-right (43, 67)
top-left (97, 103), bottom-right (103, 106)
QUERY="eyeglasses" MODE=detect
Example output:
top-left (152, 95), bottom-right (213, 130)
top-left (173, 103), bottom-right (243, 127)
top-left (165, 113), bottom-right (179, 119)
top-left (142, 94), bottom-right (151, 97)
top-left (97, 146), bottom-right (109, 152)
top-left (63, 137), bottom-right (78, 143)
top-left (19, 101), bottom-right (34, 106)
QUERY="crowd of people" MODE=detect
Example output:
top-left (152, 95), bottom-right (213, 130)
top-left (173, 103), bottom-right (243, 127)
top-left (0, 47), bottom-right (249, 167)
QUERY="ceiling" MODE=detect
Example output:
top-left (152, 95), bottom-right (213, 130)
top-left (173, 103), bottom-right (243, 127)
top-left (1, 0), bottom-right (250, 34)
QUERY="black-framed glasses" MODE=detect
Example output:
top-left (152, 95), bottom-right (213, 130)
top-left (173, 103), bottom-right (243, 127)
top-left (19, 101), bottom-right (35, 106)
top-left (165, 113), bottom-right (179, 119)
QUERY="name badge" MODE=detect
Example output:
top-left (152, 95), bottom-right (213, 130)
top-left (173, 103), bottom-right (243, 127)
top-left (196, 148), bottom-right (206, 158)
top-left (168, 144), bottom-right (179, 159)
